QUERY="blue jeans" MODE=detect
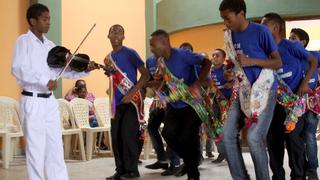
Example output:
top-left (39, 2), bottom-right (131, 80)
top-left (303, 111), bottom-right (319, 171)
top-left (147, 108), bottom-right (180, 166)
top-left (223, 91), bottom-right (276, 180)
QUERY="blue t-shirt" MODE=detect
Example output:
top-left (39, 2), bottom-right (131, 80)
top-left (232, 22), bottom-right (278, 89)
top-left (165, 48), bottom-right (205, 109)
top-left (111, 46), bottom-right (144, 106)
top-left (301, 51), bottom-right (319, 90)
top-left (311, 51), bottom-right (320, 68)
top-left (146, 56), bottom-right (157, 79)
top-left (277, 39), bottom-right (308, 92)
top-left (211, 64), bottom-right (233, 99)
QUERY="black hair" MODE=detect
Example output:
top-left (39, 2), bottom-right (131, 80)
top-left (263, 12), bottom-right (284, 32)
top-left (179, 42), bottom-right (194, 52)
top-left (75, 79), bottom-right (85, 88)
top-left (219, 0), bottom-right (246, 16)
top-left (108, 24), bottom-right (125, 34)
top-left (214, 48), bottom-right (226, 58)
top-left (150, 29), bottom-right (169, 38)
top-left (290, 28), bottom-right (310, 48)
top-left (26, 3), bottom-right (49, 26)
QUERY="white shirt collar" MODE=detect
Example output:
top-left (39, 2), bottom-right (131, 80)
top-left (27, 30), bottom-right (50, 45)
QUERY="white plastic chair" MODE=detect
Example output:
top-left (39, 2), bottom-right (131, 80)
top-left (70, 98), bottom-right (109, 160)
top-left (57, 99), bottom-right (86, 161)
top-left (0, 97), bottom-right (23, 169)
top-left (93, 97), bottom-right (113, 154)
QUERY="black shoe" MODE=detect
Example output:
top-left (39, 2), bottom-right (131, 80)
top-left (120, 172), bottom-right (140, 179)
top-left (175, 164), bottom-right (187, 177)
top-left (206, 152), bottom-right (214, 158)
top-left (307, 169), bottom-right (319, 180)
top-left (145, 161), bottom-right (168, 170)
top-left (161, 166), bottom-right (180, 176)
top-left (106, 172), bottom-right (124, 180)
top-left (99, 144), bottom-right (109, 150)
top-left (212, 154), bottom-right (225, 163)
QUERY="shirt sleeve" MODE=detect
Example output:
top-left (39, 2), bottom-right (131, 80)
top-left (289, 42), bottom-right (311, 63)
top-left (50, 67), bottom-right (90, 80)
top-left (311, 51), bottom-right (320, 68)
top-left (65, 93), bottom-right (76, 101)
top-left (11, 36), bottom-right (50, 88)
top-left (129, 49), bottom-right (144, 69)
top-left (183, 51), bottom-right (205, 66)
top-left (86, 92), bottom-right (95, 103)
top-left (259, 27), bottom-right (278, 56)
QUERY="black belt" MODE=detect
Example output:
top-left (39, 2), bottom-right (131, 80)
top-left (21, 90), bottom-right (52, 98)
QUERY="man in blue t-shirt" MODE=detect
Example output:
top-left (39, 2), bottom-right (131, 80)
top-left (210, 48), bottom-right (233, 164)
top-left (179, 42), bottom-right (215, 166)
top-left (144, 55), bottom-right (181, 176)
top-left (148, 29), bottom-right (211, 180)
top-left (261, 13), bottom-right (318, 180)
top-left (105, 25), bottom-right (150, 180)
top-left (289, 28), bottom-right (320, 180)
top-left (219, 0), bottom-right (282, 180)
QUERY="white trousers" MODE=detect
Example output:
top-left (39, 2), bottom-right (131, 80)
top-left (20, 96), bottom-right (68, 180)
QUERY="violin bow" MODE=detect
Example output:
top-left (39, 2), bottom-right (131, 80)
top-left (56, 23), bottom-right (96, 80)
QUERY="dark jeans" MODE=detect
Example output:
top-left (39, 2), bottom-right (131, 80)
top-left (303, 111), bottom-right (319, 171)
top-left (147, 108), bottom-right (180, 166)
top-left (111, 103), bottom-right (140, 174)
top-left (267, 104), bottom-right (307, 180)
top-left (162, 105), bottom-right (202, 180)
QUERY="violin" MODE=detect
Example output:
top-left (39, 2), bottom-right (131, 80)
top-left (47, 46), bottom-right (117, 77)
top-left (47, 46), bottom-right (102, 72)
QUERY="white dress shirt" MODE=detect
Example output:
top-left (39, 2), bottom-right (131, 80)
top-left (12, 30), bottom-right (88, 93)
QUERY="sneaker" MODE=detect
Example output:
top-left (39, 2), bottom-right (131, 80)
top-left (120, 172), bottom-right (140, 179)
top-left (307, 169), bottom-right (319, 180)
top-left (206, 152), bottom-right (214, 158)
top-left (161, 166), bottom-right (180, 176)
top-left (145, 161), bottom-right (168, 170)
top-left (212, 154), bottom-right (225, 163)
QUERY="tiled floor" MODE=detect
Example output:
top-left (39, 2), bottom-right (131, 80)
top-left (2, 150), bottom-right (317, 180)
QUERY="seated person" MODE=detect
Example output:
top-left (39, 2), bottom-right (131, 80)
top-left (65, 81), bottom-right (108, 150)
top-left (77, 87), bottom-right (98, 128)
top-left (65, 79), bottom-right (95, 102)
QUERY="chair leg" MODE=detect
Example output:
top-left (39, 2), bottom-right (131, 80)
top-left (73, 135), bottom-right (79, 156)
top-left (2, 135), bottom-right (10, 169)
top-left (108, 131), bottom-right (113, 154)
top-left (63, 135), bottom-right (71, 159)
top-left (9, 138), bottom-right (16, 162)
top-left (77, 132), bottom-right (86, 161)
top-left (86, 131), bottom-right (93, 161)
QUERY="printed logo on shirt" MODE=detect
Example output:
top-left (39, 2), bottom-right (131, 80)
top-left (277, 68), bottom-right (283, 74)
top-left (280, 72), bottom-right (292, 79)
top-left (309, 78), bottom-right (316, 84)
top-left (234, 43), bottom-right (244, 55)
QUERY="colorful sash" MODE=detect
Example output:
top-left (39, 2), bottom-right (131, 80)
top-left (155, 57), bottom-right (223, 140)
top-left (208, 70), bottom-right (238, 126)
top-left (105, 54), bottom-right (145, 123)
top-left (224, 29), bottom-right (274, 127)
top-left (307, 86), bottom-right (320, 114)
top-left (276, 74), bottom-right (307, 132)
